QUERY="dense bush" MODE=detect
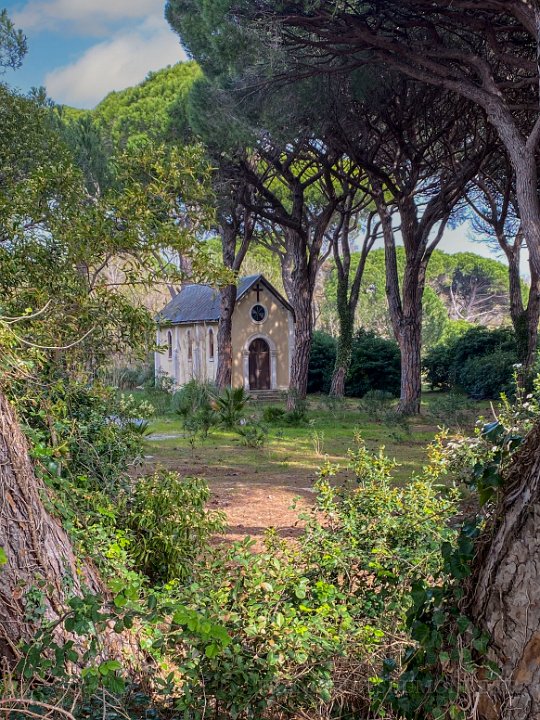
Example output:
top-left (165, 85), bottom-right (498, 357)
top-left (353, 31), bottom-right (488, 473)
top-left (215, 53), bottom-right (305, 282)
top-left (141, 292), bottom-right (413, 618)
top-left (148, 436), bottom-right (459, 719)
top-left (308, 330), bottom-right (401, 398)
top-left (424, 326), bottom-right (518, 399)
top-left (14, 381), bottom-right (152, 495)
top-left (173, 379), bottom-right (217, 437)
top-left (125, 470), bottom-right (225, 583)
top-left (307, 331), bottom-right (336, 394)
top-left (346, 330), bottom-right (401, 398)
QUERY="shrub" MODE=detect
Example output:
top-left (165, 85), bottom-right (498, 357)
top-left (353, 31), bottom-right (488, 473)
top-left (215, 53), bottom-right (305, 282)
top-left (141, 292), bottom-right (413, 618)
top-left (428, 391), bottom-right (475, 429)
top-left (458, 349), bottom-right (517, 399)
top-left (262, 405), bottom-right (286, 423)
top-left (346, 330), bottom-right (401, 398)
top-left (173, 379), bottom-right (216, 437)
top-left (307, 331), bottom-right (336, 394)
top-left (126, 470), bottom-right (225, 583)
top-left (358, 389), bottom-right (395, 416)
top-left (19, 382), bottom-right (152, 495)
top-left (236, 422), bottom-right (268, 447)
top-left (214, 386), bottom-right (251, 428)
top-left (152, 437), bottom-right (459, 719)
top-left (424, 326), bottom-right (518, 398)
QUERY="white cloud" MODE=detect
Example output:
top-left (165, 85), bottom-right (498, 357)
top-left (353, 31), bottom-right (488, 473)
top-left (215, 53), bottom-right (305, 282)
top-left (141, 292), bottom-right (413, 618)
top-left (12, 0), bottom-right (165, 35)
top-left (44, 16), bottom-right (186, 108)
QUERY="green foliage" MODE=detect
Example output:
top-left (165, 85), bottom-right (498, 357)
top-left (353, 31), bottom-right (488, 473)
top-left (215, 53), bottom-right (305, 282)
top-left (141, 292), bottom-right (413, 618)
top-left (347, 329), bottom-right (401, 398)
top-left (358, 389), bottom-right (395, 416)
top-left (428, 391), bottom-right (475, 430)
top-left (262, 404), bottom-right (286, 423)
top-left (149, 435), bottom-right (458, 719)
top-left (0, 10), bottom-right (26, 70)
top-left (126, 470), bottom-right (225, 583)
top-left (12, 381), bottom-right (151, 496)
top-left (236, 422), bottom-right (268, 447)
top-left (320, 248), bottom-right (513, 345)
top-left (173, 379), bottom-right (217, 437)
top-left (214, 385), bottom-right (251, 428)
top-left (424, 326), bottom-right (518, 398)
top-left (92, 62), bottom-right (203, 147)
top-left (307, 330), bottom-right (336, 394)
top-left (308, 330), bottom-right (401, 398)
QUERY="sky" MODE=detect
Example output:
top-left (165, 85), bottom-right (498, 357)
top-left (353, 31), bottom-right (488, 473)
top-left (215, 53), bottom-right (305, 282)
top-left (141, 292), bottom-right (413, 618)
top-left (3, 0), bottom-right (187, 107)
top-left (0, 1), bottom-right (526, 272)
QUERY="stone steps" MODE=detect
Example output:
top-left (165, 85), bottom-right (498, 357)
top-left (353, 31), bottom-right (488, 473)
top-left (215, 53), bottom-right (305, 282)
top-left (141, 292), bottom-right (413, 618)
top-left (248, 390), bottom-right (287, 403)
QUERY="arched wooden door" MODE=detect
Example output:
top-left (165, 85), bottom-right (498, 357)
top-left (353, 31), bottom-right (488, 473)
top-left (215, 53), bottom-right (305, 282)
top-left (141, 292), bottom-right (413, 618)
top-left (248, 338), bottom-right (271, 390)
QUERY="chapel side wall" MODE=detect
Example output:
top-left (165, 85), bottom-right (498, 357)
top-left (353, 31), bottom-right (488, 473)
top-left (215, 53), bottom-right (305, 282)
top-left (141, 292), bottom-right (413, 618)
top-left (231, 285), bottom-right (292, 390)
top-left (156, 323), bottom-right (218, 388)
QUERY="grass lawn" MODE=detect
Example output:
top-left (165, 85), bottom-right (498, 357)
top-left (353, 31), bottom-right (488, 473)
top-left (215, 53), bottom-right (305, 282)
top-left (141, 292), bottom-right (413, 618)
top-left (130, 389), bottom-right (490, 545)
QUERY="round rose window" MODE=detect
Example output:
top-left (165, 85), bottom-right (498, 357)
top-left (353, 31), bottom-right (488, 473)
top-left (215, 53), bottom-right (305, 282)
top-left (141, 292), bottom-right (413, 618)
top-left (251, 304), bottom-right (266, 322)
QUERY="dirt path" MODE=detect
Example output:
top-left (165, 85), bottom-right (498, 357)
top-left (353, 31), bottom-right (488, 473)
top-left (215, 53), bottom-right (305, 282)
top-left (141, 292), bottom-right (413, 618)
top-left (140, 452), bottom-right (317, 545)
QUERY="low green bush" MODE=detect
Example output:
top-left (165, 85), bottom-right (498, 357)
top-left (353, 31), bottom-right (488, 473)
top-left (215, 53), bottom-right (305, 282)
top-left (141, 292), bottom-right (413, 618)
top-left (236, 422), bottom-right (268, 447)
top-left (358, 389), bottom-right (395, 416)
top-left (173, 379), bottom-right (217, 437)
top-left (428, 391), bottom-right (475, 429)
top-left (214, 386), bottom-right (251, 428)
top-left (262, 405), bottom-right (286, 423)
top-left (144, 436), bottom-right (459, 719)
top-left (125, 470), bottom-right (225, 583)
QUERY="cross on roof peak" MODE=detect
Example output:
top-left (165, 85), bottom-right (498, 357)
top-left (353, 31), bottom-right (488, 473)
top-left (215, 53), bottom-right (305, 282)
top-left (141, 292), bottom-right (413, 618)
top-left (252, 281), bottom-right (263, 302)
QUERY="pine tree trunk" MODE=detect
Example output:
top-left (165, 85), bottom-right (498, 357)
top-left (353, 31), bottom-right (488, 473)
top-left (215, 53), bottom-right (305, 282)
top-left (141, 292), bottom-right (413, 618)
top-left (288, 295), bottom-right (312, 410)
top-left (330, 300), bottom-right (354, 398)
top-left (525, 270), bottom-right (540, 372)
top-left (396, 318), bottom-right (422, 415)
top-left (216, 284), bottom-right (237, 390)
top-left (0, 392), bottom-right (104, 664)
top-left (465, 423), bottom-right (540, 719)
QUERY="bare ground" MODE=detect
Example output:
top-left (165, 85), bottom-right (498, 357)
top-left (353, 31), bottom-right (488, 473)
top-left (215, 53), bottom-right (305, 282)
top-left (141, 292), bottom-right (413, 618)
top-left (139, 451), bottom-right (317, 546)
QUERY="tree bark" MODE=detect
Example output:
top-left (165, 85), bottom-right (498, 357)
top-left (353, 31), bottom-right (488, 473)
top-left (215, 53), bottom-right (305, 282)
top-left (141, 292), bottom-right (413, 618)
top-left (286, 272), bottom-right (313, 409)
top-left (216, 283), bottom-right (237, 390)
top-left (465, 422), bottom-right (540, 719)
top-left (330, 297), bottom-right (353, 398)
top-left (504, 240), bottom-right (540, 372)
top-left (375, 190), bottom-right (432, 415)
top-left (0, 391), bottom-right (104, 664)
top-left (396, 317), bottom-right (422, 415)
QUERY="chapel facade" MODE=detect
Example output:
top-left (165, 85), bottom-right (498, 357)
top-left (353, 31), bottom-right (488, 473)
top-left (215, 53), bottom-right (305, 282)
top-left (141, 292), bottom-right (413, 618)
top-left (155, 274), bottom-right (295, 391)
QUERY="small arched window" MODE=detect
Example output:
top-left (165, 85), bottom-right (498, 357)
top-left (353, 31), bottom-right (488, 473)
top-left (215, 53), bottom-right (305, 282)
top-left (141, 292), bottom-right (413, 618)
top-left (187, 330), bottom-right (193, 361)
top-left (167, 330), bottom-right (173, 360)
top-left (208, 328), bottom-right (215, 360)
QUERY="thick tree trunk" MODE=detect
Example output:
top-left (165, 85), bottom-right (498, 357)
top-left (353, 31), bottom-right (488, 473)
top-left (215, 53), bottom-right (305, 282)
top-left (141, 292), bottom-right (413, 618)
top-left (0, 391), bottom-right (104, 664)
top-left (216, 284), bottom-right (237, 390)
top-left (525, 270), bottom-right (540, 372)
top-left (506, 246), bottom-right (540, 372)
top-left (330, 299), bottom-right (354, 398)
top-left (376, 192), bottom-right (426, 415)
top-left (396, 317), bottom-right (422, 415)
top-left (465, 423), bottom-right (540, 719)
top-left (288, 290), bottom-right (313, 409)
top-left (281, 233), bottom-right (316, 411)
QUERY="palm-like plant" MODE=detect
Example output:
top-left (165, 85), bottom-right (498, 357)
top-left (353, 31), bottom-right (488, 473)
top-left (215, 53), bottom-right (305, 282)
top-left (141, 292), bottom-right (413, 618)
top-left (213, 386), bottom-right (251, 428)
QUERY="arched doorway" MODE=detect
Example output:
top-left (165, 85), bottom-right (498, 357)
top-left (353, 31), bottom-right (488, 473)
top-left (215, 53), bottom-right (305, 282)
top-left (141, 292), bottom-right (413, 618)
top-left (248, 338), bottom-right (271, 390)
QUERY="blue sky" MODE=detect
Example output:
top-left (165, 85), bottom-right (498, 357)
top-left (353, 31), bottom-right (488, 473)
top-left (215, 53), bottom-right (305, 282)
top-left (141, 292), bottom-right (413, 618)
top-left (1, 2), bottom-right (523, 271)
top-left (3, 0), bottom-right (186, 107)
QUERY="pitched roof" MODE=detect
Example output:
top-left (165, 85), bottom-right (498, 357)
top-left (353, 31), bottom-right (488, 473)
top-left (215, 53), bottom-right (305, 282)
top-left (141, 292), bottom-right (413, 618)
top-left (156, 274), bottom-right (294, 325)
